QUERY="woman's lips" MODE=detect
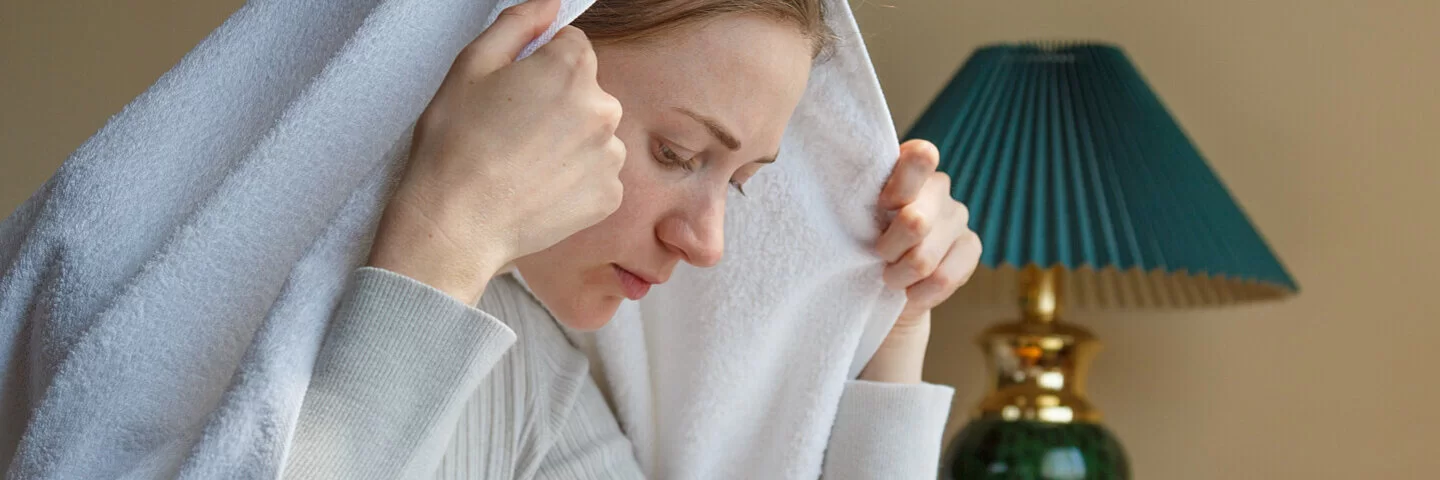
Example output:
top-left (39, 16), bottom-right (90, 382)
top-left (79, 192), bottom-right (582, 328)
top-left (613, 264), bottom-right (653, 300)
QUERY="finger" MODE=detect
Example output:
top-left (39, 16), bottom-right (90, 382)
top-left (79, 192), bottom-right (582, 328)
top-left (905, 232), bottom-right (983, 306)
top-left (875, 173), bottom-right (957, 261)
top-left (878, 139), bottom-right (940, 211)
top-left (592, 90), bottom-right (624, 138)
top-left (882, 226), bottom-right (951, 290)
top-left (604, 135), bottom-right (628, 172)
top-left (874, 204), bottom-right (930, 262)
top-left (533, 26), bottom-right (598, 77)
top-left (463, 0), bottom-right (562, 74)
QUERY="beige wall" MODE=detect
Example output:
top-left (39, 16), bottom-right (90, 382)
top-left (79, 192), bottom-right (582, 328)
top-left (2, 1), bottom-right (1437, 478)
top-left (853, 1), bottom-right (1440, 479)
top-left (1, 1), bottom-right (245, 206)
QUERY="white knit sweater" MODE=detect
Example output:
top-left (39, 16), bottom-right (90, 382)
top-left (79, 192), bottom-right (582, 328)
top-left (283, 267), bottom-right (955, 479)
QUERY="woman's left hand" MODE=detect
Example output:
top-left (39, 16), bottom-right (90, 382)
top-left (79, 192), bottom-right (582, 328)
top-left (860, 139), bottom-right (982, 384)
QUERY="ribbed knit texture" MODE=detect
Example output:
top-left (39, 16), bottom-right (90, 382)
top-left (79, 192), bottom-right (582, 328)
top-left (284, 267), bottom-right (517, 479)
top-left (431, 273), bottom-right (640, 480)
top-left (821, 380), bottom-right (955, 480)
top-left (285, 267), bottom-right (642, 479)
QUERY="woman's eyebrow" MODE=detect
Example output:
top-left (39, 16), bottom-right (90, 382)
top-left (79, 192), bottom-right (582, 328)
top-left (674, 107), bottom-right (741, 151)
top-left (673, 107), bottom-right (778, 164)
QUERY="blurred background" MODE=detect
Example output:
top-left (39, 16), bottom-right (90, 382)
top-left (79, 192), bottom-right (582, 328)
top-left (3, 1), bottom-right (1437, 478)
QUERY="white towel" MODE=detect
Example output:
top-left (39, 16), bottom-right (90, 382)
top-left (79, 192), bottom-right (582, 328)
top-left (556, 3), bottom-right (908, 478)
top-left (0, 0), bottom-right (903, 478)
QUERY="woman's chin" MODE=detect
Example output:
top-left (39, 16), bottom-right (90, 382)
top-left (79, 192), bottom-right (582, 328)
top-left (552, 295), bottom-right (623, 332)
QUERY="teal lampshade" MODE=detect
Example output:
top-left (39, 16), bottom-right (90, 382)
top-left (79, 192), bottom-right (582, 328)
top-left (906, 42), bottom-right (1297, 309)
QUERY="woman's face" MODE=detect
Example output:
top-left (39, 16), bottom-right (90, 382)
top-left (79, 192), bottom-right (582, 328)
top-left (513, 15), bottom-right (814, 330)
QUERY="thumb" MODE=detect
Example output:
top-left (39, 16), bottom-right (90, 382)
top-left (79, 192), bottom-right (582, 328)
top-left (464, 0), bottom-right (562, 74)
top-left (878, 140), bottom-right (940, 211)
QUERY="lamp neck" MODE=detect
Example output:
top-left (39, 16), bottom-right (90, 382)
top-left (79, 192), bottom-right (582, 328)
top-left (1019, 266), bottom-right (1062, 323)
top-left (972, 265), bottom-right (1103, 424)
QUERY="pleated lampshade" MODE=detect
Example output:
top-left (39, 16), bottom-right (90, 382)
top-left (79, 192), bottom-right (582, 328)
top-left (906, 42), bottom-right (1298, 309)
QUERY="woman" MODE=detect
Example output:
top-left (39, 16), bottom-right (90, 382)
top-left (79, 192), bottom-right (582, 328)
top-left (284, 0), bottom-right (981, 478)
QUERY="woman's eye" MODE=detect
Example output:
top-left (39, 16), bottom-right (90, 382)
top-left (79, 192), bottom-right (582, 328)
top-left (656, 143), bottom-right (696, 172)
top-left (657, 139), bottom-right (750, 197)
top-left (729, 179), bottom-right (747, 197)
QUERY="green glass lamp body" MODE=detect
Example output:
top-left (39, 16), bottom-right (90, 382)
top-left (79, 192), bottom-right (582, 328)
top-left (946, 419), bottom-right (1128, 479)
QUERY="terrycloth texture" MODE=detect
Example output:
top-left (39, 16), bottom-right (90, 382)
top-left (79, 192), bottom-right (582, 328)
top-left (0, 0), bottom-right (908, 479)
top-left (556, 1), bottom-right (911, 478)
top-left (292, 268), bottom-right (951, 479)
top-left (0, 0), bottom-right (591, 477)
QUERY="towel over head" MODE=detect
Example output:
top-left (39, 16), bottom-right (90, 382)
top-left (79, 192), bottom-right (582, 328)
top-left (0, 0), bottom-right (906, 477)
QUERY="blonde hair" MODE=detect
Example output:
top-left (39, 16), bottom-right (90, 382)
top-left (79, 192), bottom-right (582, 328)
top-left (571, 0), bottom-right (836, 58)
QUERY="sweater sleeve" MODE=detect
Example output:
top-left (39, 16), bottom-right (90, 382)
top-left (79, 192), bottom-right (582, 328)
top-left (534, 375), bottom-right (646, 480)
top-left (283, 267), bottom-right (517, 480)
top-left (820, 380), bottom-right (956, 479)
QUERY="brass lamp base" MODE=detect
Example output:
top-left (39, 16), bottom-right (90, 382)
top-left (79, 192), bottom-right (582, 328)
top-left (941, 267), bottom-right (1130, 479)
top-left (973, 317), bottom-right (1100, 424)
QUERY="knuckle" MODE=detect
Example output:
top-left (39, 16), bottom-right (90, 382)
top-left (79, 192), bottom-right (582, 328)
top-left (929, 270), bottom-right (956, 288)
top-left (932, 171), bottom-right (951, 190)
top-left (607, 137), bottom-right (628, 167)
top-left (954, 201), bottom-right (970, 224)
top-left (551, 44), bottom-right (585, 68)
top-left (896, 209), bottom-right (929, 236)
top-left (574, 42), bottom-right (597, 69)
top-left (605, 93), bottom-right (623, 121)
top-left (547, 31), bottom-right (594, 68)
top-left (905, 250), bottom-right (936, 274)
top-left (596, 94), bottom-right (623, 130)
top-left (539, 33), bottom-right (583, 64)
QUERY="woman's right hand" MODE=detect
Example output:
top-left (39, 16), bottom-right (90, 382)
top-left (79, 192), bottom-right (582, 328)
top-left (368, 0), bottom-right (626, 305)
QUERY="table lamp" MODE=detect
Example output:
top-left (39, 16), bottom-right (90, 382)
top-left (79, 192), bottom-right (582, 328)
top-left (904, 42), bottom-right (1299, 479)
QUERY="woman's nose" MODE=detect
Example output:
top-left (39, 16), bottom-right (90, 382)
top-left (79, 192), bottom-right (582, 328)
top-left (661, 195), bottom-right (725, 268)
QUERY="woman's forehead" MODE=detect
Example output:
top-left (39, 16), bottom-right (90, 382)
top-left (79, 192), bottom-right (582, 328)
top-left (598, 16), bottom-right (813, 146)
